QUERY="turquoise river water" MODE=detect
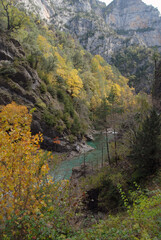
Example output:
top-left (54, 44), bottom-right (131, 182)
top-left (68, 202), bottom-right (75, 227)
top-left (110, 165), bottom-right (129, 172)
top-left (51, 134), bottom-right (109, 181)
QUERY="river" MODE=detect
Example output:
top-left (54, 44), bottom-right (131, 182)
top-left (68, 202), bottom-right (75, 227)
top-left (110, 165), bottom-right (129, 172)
top-left (51, 134), bottom-right (109, 181)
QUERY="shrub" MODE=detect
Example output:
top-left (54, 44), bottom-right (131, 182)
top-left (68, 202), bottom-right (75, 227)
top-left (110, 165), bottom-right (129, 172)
top-left (63, 112), bottom-right (72, 129)
top-left (40, 82), bottom-right (47, 94)
top-left (43, 110), bottom-right (56, 126)
top-left (0, 102), bottom-right (77, 240)
top-left (71, 115), bottom-right (81, 135)
top-left (47, 84), bottom-right (56, 98)
top-left (36, 98), bottom-right (46, 109)
top-left (0, 102), bottom-right (49, 226)
top-left (57, 88), bottom-right (66, 102)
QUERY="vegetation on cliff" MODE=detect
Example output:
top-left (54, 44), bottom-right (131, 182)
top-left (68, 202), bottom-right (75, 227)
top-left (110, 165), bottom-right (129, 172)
top-left (0, 1), bottom-right (136, 142)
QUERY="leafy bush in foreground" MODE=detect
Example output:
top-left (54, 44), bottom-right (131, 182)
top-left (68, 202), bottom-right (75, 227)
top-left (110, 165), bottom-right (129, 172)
top-left (0, 103), bottom-right (76, 240)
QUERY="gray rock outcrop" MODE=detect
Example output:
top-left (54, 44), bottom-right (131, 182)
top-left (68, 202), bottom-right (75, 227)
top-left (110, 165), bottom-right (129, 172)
top-left (17, 0), bottom-right (161, 92)
top-left (0, 33), bottom-right (65, 151)
top-left (19, 0), bottom-right (161, 58)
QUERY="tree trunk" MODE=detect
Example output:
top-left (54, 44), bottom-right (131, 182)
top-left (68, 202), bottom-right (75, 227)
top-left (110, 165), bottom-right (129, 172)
top-left (114, 127), bottom-right (118, 165)
top-left (106, 129), bottom-right (111, 165)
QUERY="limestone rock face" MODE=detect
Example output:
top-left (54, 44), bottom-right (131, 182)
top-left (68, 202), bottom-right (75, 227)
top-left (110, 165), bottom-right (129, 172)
top-left (105, 0), bottom-right (161, 47)
top-left (20, 0), bottom-right (161, 53)
top-left (105, 0), bottom-right (159, 30)
top-left (19, 0), bottom-right (52, 21)
top-left (11, 0), bottom-right (161, 92)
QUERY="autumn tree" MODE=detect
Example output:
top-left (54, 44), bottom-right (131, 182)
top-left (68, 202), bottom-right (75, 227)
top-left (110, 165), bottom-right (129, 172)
top-left (0, 103), bottom-right (79, 239)
top-left (55, 51), bottom-right (83, 98)
top-left (0, 102), bottom-right (49, 222)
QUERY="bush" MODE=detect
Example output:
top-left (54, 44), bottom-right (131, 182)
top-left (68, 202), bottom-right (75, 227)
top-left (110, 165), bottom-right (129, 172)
top-left (36, 98), bottom-right (47, 109)
top-left (63, 112), bottom-right (72, 129)
top-left (57, 89), bottom-right (66, 102)
top-left (43, 110), bottom-right (56, 126)
top-left (71, 115), bottom-right (81, 135)
top-left (47, 84), bottom-right (56, 98)
top-left (40, 82), bottom-right (47, 94)
top-left (0, 103), bottom-right (77, 240)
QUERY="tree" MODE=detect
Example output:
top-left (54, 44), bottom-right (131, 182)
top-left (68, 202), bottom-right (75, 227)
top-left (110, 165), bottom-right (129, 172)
top-left (0, 103), bottom-right (78, 239)
top-left (130, 110), bottom-right (160, 181)
top-left (152, 49), bottom-right (161, 72)
top-left (0, 102), bottom-right (49, 221)
top-left (55, 51), bottom-right (83, 98)
top-left (0, 0), bottom-right (28, 31)
top-left (107, 85), bottom-right (123, 165)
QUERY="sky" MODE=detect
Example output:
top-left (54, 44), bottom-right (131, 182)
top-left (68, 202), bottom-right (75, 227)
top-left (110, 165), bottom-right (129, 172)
top-left (100, 0), bottom-right (161, 13)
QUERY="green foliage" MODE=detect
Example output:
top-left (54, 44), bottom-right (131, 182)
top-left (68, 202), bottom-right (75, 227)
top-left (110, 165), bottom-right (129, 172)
top-left (56, 89), bottom-right (75, 117)
top-left (0, 61), bottom-right (16, 77)
top-left (57, 89), bottom-right (67, 102)
top-left (71, 115), bottom-right (82, 135)
top-left (36, 98), bottom-right (47, 109)
top-left (111, 45), bottom-right (155, 92)
top-left (40, 82), bottom-right (47, 94)
top-left (47, 84), bottom-right (56, 98)
top-left (69, 188), bottom-right (161, 240)
top-left (72, 51), bottom-right (84, 70)
top-left (82, 167), bottom-right (126, 212)
top-left (43, 109), bottom-right (56, 127)
top-left (130, 110), bottom-right (161, 181)
top-left (98, 178), bottom-right (122, 212)
top-left (0, 0), bottom-right (30, 31)
top-left (63, 112), bottom-right (72, 129)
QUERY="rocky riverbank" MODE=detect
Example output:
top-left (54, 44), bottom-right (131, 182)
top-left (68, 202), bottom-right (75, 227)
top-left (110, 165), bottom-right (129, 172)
top-left (48, 136), bottom-right (95, 171)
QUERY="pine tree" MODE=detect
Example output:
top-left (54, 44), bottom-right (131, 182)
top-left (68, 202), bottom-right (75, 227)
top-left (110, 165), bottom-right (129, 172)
top-left (130, 110), bottom-right (160, 181)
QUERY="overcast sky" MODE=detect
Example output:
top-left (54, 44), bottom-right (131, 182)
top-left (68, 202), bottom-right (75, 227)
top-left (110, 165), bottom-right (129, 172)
top-left (100, 0), bottom-right (161, 13)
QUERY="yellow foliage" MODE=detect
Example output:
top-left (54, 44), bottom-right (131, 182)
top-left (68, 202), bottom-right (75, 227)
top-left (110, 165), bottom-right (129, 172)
top-left (37, 35), bottom-right (52, 58)
top-left (66, 69), bottom-right (83, 97)
top-left (47, 72), bottom-right (57, 85)
top-left (104, 65), bottom-right (114, 81)
top-left (89, 54), bottom-right (136, 111)
top-left (55, 52), bottom-right (83, 97)
top-left (0, 102), bottom-right (49, 221)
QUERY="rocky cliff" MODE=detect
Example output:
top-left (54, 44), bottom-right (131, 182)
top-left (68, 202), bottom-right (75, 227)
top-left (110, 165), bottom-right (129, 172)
top-left (105, 0), bottom-right (161, 47)
top-left (20, 0), bottom-right (161, 54)
top-left (0, 32), bottom-right (73, 152)
top-left (18, 0), bottom-right (161, 92)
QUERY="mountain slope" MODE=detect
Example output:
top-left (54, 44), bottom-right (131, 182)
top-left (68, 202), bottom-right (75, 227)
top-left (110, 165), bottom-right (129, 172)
top-left (17, 0), bottom-right (161, 92)
top-left (20, 0), bottom-right (161, 53)
top-left (0, 8), bottom-right (136, 151)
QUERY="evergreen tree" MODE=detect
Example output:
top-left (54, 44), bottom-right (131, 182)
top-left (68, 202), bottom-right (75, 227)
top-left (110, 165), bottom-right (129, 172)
top-left (130, 110), bottom-right (160, 181)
